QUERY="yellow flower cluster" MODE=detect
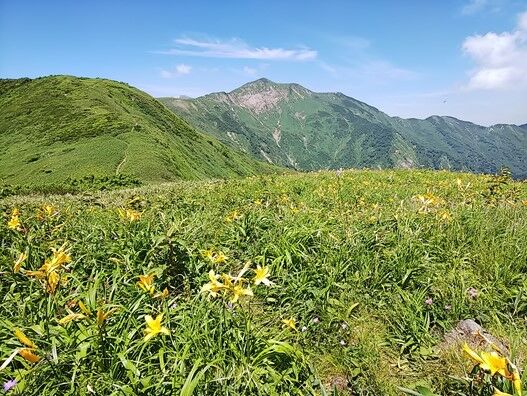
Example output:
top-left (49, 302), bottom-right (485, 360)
top-left (25, 244), bottom-right (72, 294)
top-left (36, 205), bottom-right (56, 221)
top-left (224, 210), bottom-right (241, 223)
top-left (413, 193), bottom-right (444, 214)
top-left (118, 208), bottom-right (142, 221)
top-left (7, 208), bottom-right (21, 230)
top-left (137, 273), bottom-right (169, 298)
top-left (201, 263), bottom-right (273, 304)
top-left (202, 249), bottom-right (228, 264)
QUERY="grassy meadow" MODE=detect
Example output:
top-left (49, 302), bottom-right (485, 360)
top-left (1, 169), bottom-right (526, 395)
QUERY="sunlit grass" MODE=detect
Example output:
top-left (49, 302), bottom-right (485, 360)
top-left (1, 169), bottom-right (526, 395)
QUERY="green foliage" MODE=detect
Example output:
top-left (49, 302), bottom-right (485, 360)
top-left (1, 169), bottom-right (526, 395)
top-left (0, 76), bottom-right (278, 185)
top-left (160, 79), bottom-right (527, 178)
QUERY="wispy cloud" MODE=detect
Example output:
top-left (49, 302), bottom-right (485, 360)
top-left (461, 0), bottom-right (505, 15)
top-left (462, 0), bottom-right (489, 15)
top-left (158, 36), bottom-right (317, 61)
top-left (318, 58), bottom-right (419, 83)
top-left (242, 66), bottom-right (257, 76)
top-left (160, 63), bottom-right (192, 78)
top-left (462, 11), bottom-right (527, 90)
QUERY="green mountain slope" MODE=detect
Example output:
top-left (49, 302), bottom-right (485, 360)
top-left (0, 76), bottom-right (277, 185)
top-left (160, 78), bottom-right (527, 177)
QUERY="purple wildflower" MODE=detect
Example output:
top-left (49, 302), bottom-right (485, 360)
top-left (425, 297), bottom-right (433, 306)
top-left (3, 379), bottom-right (17, 392)
top-left (467, 287), bottom-right (478, 299)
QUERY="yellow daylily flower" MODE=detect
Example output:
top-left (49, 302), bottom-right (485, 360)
top-left (78, 301), bottom-right (92, 316)
top-left (507, 359), bottom-right (523, 396)
top-left (480, 351), bottom-right (509, 377)
top-left (201, 270), bottom-right (225, 298)
top-left (97, 307), bottom-right (118, 327)
top-left (225, 210), bottom-right (241, 223)
top-left (118, 208), bottom-right (141, 221)
top-left (282, 318), bottom-right (297, 331)
top-left (202, 249), bottom-right (215, 262)
top-left (253, 265), bottom-right (273, 286)
top-left (463, 343), bottom-right (484, 364)
top-left (14, 329), bottom-right (37, 349)
top-left (58, 313), bottom-right (87, 325)
top-left (137, 274), bottom-right (155, 294)
top-left (230, 284), bottom-right (253, 304)
top-left (144, 313), bottom-right (170, 341)
top-left (7, 215), bottom-right (20, 230)
top-left (46, 271), bottom-right (61, 294)
top-left (19, 348), bottom-right (40, 363)
top-left (233, 261), bottom-right (251, 282)
top-left (24, 270), bottom-right (46, 279)
top-left (463, 343), bottom-right (511, 378)
top-left (43, 205), bottom-right (55, 216)
top-left (37, 205), bottom-right (56, 220)
top-left (154, 288), bottom-right (169, 299)
top-left (213, 251), bottom-right (227, 264)
top-left (42, 245), bottom-right (72, 273)
top-left (13, 252), bottom-right (27, 273)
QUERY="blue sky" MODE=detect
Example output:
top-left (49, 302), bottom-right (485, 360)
top-left (1, 0), bottom-right (526, 125)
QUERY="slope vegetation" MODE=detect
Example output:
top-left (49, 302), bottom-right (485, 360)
top-left (2, 169), bottom-right (526, 394)
top-left (0, 76), bottom-right (276, 185)
top-left (160, 78), bottom-right (527, 177)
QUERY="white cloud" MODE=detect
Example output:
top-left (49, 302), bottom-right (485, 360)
top-left (160, 63), bottom-right (192, 78)
top-left (243, 66), bottom-right (257, 76)
top-left (158, 36), bottom-right (317, 61)
top-left (462, 11), bottom-right (527, 90)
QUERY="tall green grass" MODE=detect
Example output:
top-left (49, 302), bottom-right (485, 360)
top-left (1, 169), bottom-right (526, 395)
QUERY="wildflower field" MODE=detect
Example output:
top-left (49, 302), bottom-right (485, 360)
top-left (1, 169), bottom-right (527, 395)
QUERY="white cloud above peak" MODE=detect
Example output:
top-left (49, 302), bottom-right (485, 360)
top-left (462, 11), bottom-right (527, 90)
top-left (160, 63), bottom-right (192, 78)
top-left (158, 36), bottom-right (317, 61)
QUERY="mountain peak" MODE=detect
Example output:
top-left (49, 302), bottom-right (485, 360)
top-left (235, 78), bottom-right (281, 91)
top-left (225, 78), bottom-right (312, 114)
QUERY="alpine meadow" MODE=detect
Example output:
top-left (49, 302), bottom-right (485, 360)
top-left (1, 2), bottom-right (527, 396)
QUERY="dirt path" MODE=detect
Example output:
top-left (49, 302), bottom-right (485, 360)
top-left (115, 123), bottom-right (137, 175)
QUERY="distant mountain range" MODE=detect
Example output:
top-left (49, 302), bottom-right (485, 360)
top-left (160, 78), bottom-right (527, 178)
top-left (0, 76), bottom-right (276, 185)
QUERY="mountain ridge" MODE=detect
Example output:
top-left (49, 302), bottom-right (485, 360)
top-left (0, 75), bottom-right (278, 185)
top-left (159, 78), bottom-right (527, 177)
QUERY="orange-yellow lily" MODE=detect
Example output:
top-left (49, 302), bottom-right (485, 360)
top-left (14, 329), bottom-right (37, 349)
top-left (19, 348), bottom-right (40, 363)
top-left (144, 313), bottom-right (170, 341)
top-left (282, 318), bottom-right (297, 331)
top-left (13, 252), bottom-right (27, 273)
top-left (137, 273), bottom-right (155, 294)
